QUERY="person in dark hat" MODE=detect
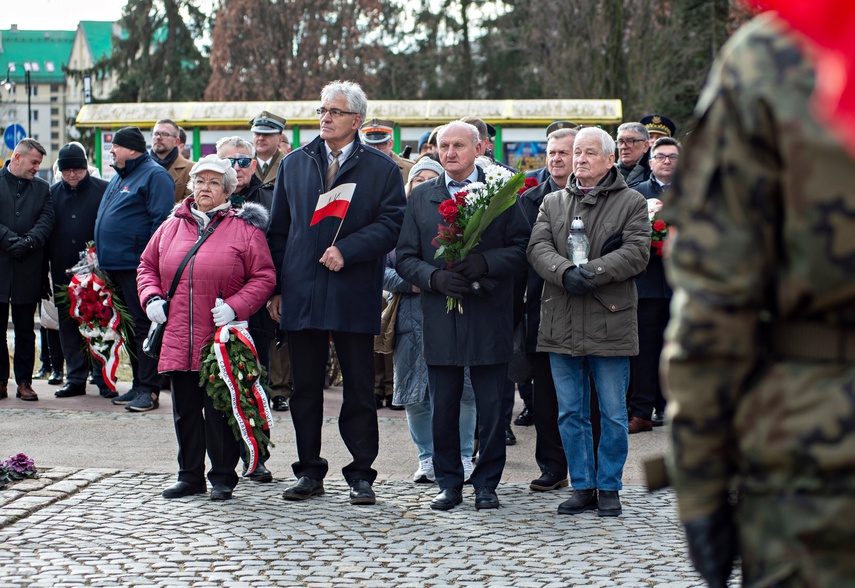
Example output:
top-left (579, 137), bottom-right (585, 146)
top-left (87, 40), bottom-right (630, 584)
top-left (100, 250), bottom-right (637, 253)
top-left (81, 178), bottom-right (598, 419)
top-left (527, 121), bottom-right (580, 183)
top-left (94, 126), bottom-right (175, 412)
top-left (49, 143), bottom-right (113, 399)
top-left (640, 114), bottom-right (677, 147)
top-left (251, 111), bottom-right (287, 185)
top-left (418, 131), bottom-right (435, 156)
top-left (360, 118), bottom-right (413, 182)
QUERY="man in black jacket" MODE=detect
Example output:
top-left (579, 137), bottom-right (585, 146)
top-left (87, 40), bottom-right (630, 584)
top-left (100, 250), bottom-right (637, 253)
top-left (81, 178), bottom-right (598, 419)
top-left (49, 143), bottom-right (112, 399)
top-left (0, 138), bottom-right (55, 402)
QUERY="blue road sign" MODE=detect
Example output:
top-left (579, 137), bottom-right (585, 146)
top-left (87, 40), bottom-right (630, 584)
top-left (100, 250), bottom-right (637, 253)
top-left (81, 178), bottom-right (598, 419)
top-left (4, 124), bottom-right (26, 150)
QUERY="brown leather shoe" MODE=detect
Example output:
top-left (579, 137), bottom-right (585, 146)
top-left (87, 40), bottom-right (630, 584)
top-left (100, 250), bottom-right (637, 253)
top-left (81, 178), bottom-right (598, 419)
top-left (628, 416), bottom-right (652, 434)
top-left (0, 382), bottom-right (7, 400)
top-left (16, 382), bottom-right (38, 402)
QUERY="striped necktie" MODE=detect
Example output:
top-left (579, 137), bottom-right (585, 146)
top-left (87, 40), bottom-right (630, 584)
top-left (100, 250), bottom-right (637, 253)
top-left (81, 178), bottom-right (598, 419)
top-left (326, 150), bottom-right (342, 190)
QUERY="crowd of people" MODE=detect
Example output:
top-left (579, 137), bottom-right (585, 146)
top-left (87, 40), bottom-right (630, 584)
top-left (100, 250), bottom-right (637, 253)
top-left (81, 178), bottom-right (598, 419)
top-left (1, 80), bottom-right (680, 516)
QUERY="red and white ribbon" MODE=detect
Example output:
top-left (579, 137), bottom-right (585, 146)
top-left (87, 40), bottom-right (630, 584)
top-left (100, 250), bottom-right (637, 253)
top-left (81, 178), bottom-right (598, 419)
top-left (68, 271), bottom-right (124, 391)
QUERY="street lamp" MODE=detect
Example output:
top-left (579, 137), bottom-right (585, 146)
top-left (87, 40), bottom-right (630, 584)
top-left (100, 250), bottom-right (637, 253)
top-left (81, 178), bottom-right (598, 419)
top-left (3, 65), bottom-right (32, 137)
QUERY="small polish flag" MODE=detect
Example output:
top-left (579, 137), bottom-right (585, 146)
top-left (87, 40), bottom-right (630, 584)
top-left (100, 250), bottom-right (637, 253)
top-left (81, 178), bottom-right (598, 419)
top-left (310, 183), bottom-right (357, 226)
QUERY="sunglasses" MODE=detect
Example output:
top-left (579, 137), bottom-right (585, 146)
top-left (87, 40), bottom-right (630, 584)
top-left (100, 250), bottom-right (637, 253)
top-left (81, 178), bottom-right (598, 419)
top-left (226, 157), bottom-right (253, 168)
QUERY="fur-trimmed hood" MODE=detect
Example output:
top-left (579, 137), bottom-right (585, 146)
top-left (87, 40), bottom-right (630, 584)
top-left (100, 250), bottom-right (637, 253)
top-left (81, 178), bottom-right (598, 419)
top-left (171, 197), bottom-right (269, 231)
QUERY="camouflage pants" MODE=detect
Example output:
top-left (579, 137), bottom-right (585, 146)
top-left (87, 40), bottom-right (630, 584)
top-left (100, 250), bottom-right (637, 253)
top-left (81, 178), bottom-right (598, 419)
top-left (738, 492), bottom-right (855, 587)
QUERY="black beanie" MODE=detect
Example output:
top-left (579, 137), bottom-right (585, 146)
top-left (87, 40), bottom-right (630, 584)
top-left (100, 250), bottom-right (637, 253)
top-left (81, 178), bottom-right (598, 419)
top-left (112, 126), bottom-right (147, 153)
top-left (57, 143), bottom-right (88, 171)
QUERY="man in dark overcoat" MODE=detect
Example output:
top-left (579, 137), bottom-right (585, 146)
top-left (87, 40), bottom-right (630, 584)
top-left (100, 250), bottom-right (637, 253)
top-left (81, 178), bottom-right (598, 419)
top-left (0, 138), bottom-right (55, 401)
top-left (396, 120), bottom-right (530, 511)
top-left (267, 80), bottom-right (406, 506)
top-left (48, 143), bottom-right (112, 399)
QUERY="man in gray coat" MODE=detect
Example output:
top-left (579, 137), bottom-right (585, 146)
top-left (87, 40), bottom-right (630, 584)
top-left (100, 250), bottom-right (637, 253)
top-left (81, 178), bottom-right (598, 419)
top-left (396, 121), bottom-right (530, 511)
top-left (0, 138), bottom-right (55, 402)
top-left (527, 126), bottom-right (649, 517)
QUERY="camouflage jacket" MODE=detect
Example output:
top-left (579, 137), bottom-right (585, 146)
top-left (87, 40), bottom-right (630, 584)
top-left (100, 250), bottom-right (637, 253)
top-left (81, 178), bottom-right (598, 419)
top-left (662, 14), bottom-right (855, 522)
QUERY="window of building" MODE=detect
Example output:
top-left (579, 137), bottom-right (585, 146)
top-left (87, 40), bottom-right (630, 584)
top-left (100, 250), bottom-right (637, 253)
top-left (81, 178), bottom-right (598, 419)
top-left (32, 110), bottom-right (39, 121)
top-left (32, 85), bottom-right (38, 96)
top-left (51, 143), bottom-right (59, 152)
top-left (51, 131), bottom-right (59, 140)
top-left (51, 107), bottom-right (59, 116)
top-left (46, 63), bottom-right (55, 74)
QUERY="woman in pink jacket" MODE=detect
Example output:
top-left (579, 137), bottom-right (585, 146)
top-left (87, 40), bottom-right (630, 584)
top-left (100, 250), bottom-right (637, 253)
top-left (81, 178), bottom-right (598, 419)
top-left (137, 155), bottom-right (276, 501)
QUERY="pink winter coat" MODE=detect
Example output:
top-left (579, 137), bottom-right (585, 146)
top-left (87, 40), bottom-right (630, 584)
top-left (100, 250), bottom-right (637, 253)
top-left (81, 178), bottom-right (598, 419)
top-left (137, 199), bottom-right (276, 372)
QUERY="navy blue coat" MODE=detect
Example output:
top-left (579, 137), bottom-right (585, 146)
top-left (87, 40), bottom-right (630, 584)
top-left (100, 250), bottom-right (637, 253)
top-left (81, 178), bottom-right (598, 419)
top-left (395, 169), bottom-right (531, 366)
top-left (48, 173), bottom-right (109, 286)
top-left (94, 153), bottom-right (175, 271)
top-left (267, 134), bottom-right (406, 335)
top-left (633, 178), bottom-right (673, 299)
top-left (0, 164), bottom-right (54, 304)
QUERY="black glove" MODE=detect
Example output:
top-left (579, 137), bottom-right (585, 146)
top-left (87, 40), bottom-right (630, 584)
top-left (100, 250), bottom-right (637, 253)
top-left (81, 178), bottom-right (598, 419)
top-left (601, 233), bottom-right (623, 256)
top-left (562, 266), bottom-right (596, 296)
top-left (3, 235), bottom-right (20, 251)
top-left (449, 253), bottom-right (488, 280)
top-left (683, 504), bottom-right (738, 588)
top-left (7, 236), bottom-right (30, 260)
top-left (431, 270), bottom-right (470, 300)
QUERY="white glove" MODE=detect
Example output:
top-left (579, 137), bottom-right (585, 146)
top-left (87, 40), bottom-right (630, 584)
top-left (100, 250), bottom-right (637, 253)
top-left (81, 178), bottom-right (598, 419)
top-left (146, 298), bottom-right (168, 324)
top-left (211, 302), bottom-right (236, 326)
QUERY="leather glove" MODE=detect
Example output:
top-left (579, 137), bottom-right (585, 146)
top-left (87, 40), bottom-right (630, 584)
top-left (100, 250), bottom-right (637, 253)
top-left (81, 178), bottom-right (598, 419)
top-left (449, 253), bottom-right (488, 280)
top-left (431, 270), bottom-right (470, 300)
top-left (212, 302), bottom-right (237, 326)
top-left (562, 266), bottom-right (596, 296)
top-left (683, 504), bottom-right (738, 588)
top-left (3, 235), bottom-right (20, 251)
top-left (7, 237), bottom-right (30, 260)
top-left (146, 297), bottom-right (168, 324)
top-left (601, 233), bottom-right (623, 256)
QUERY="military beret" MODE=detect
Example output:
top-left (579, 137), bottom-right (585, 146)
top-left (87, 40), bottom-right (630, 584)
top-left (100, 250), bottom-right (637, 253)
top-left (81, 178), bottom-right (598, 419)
top-left (640, 114), bottom-right (676, 138)
top-left (360, 118), bottom-right (394, 144)
top-left (546, 121), bottom-right (579, 137)
top-left (250, 111), bottom-right (286, 134)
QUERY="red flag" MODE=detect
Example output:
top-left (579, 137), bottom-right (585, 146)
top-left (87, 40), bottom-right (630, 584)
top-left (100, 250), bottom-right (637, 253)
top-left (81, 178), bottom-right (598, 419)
top-left (310, 183), bottom-right (356, 226)
top-left (752, 0), bottom-right (855, 156)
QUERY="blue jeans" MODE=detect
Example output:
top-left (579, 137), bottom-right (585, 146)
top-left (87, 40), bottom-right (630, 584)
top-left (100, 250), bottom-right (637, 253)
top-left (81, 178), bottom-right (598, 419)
top-left (549, 353), bottom-right (629, 491)
top-left (405, 396), bottom-right (477, 461)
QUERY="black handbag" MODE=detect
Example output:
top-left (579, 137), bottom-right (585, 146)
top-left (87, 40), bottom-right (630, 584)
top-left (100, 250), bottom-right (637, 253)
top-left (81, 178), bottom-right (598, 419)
top-left (143, 215), bottom-right (225, 359)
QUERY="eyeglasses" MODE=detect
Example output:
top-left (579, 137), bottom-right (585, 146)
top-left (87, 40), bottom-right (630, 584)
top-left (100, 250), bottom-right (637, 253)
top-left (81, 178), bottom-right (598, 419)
top-left (652, 153), bottom-right (679, 162)
top-left (61, 168), bottom-right (86, 176)
top-left (194, 178), bottom-right (223, 190)
top-left (226, 157), bottom-right (253, 168)
top-left (152, 132), bottom-right (176, 138)
top-left (316, 107), bottom-right (358, 118)
top-left (616, 138), bottom-right (645, 147)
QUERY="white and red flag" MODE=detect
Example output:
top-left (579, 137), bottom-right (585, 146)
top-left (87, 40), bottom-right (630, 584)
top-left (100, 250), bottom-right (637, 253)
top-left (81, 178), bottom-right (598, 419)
top-left (310, 183), bottom-right (356, 226)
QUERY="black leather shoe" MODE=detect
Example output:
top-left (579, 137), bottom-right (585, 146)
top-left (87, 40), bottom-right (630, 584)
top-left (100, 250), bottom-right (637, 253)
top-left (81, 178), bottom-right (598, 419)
top-left (55, 382), bottom-right (86, 398)
top-left (505, 425), bottom-right (517, 446)
top-left (47, 370), bottom-right (64, 385)
top-left (558, 489), bottom-right (598, 515)
top-left (34, 366), bottom-right (50, 380)
top-left (210, 485), bottom-right (233, 501)
top-left (430, 488), bottom-right (463, 511)
top-left (652, 410), bottom-right (665, 427)
top-left (282, 476), bottom-right (325, 500)
top-left (162, 481), bottom-right (207, 499)
top-left (247, 464), bottom-right (273, 483)
top-left (597, 490), bottom-right (622, 517)
top-left (474, 487), bottom-right (500, 510)
top-left (529, 472), bottom-right (569, 492)
top-left (513, 407), bottom-right (533, 426)
top-left (375, 395), bottom-right (385, 409)
top-left (349, 480), bottom-right (376, 505)
top-left (99, 385), bottom-right (118, 399)
top-left (272, 396), bottom-right (289, 411)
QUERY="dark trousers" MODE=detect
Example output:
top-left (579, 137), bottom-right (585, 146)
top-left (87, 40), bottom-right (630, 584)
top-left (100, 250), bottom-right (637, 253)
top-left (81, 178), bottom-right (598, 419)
top-left (531, 352), bottom-right (568, 478)
top-left (39, 326), bottom-right (64, 370)
top-left (287, 329), bottom-right (378, 484)
top-left (429, 363), bottom-right (508, 490)
top-left (0, 302), bottom-right (36, 384)
top-left (57, 300), bottom-right (104, 387)
top-left (106, 269), bottom-right (159, 393)
top-left (629, 298), bottom-right (670, 420)
top-left (169, 370), bottom-right (239, 489)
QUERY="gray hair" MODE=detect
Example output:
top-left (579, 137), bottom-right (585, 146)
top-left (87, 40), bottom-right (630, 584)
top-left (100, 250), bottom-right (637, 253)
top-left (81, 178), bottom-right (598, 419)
top-left (320, 80), bottom-right (368, 121)
top-left (216, 135), bottom-right (255, 158)
top-left (14, 138), bottom-right (47, 157)
top-left (547, 127), bottom-right (579, 142)
top-left (437, 121), bottom-right (480, 146)
top-left (617, 122), bottom-right (649, 140)
top-left (575, 127), bottom-right (615, 156)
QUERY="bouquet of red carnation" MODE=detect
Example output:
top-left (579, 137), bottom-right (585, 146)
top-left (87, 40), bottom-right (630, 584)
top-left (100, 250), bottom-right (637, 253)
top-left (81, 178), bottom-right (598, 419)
top-left (433, 164), bottom-right (525, 312)
top-left (647, 198), bottom-right (670, 257)
top-left (55, 243), bottom-right (132, 391)
top-left (518, 177), bottom-right (539, 195)
top-left (200, 323), bottom-right (274, 475)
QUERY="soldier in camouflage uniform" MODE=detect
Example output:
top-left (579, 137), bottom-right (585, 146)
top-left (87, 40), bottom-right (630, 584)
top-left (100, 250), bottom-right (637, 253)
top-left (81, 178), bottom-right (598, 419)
top-left (662, 13), bottom-right (855, 588)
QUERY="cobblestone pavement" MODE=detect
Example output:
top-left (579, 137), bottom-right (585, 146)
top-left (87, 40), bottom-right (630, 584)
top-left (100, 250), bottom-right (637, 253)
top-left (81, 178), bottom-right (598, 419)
top-left (0, 467), bottom-right (715, 587)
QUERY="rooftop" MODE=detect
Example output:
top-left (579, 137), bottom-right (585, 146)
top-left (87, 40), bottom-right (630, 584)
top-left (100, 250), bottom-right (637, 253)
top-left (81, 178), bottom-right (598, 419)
top-left (0, 26), bottom-right (75, 84)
